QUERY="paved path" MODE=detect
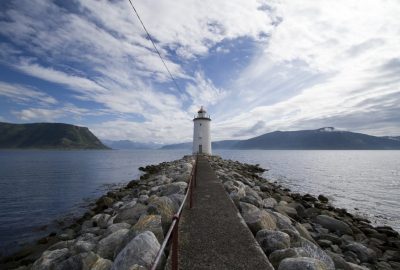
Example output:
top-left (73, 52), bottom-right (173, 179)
top-left (175, 155), bottom-right (273, 270)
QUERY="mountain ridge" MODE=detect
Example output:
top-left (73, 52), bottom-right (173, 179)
top-left (0, 122), bottom-right (109, 149)
top-left (162, 127), bottom-right (400, 150)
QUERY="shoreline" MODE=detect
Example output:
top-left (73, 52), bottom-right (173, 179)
top-left (1, 155), bottom-right (399, 269)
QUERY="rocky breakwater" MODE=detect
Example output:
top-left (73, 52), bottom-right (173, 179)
top-left (208, 156), bottom-right (400, 270)
top-left (3, 156), bottom-right (194, 270)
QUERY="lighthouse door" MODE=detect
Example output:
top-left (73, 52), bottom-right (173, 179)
top-left (199, 145), bottom-right (202, 154)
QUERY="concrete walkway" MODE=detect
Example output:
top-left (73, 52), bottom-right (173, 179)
top-left (175, 155), bottom-right (273, 270)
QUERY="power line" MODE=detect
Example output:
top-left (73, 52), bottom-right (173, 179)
top-left (127, 0), bottom-right (182, 93)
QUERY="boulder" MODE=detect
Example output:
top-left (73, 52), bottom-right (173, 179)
top-left (346, 262), bottom-right (369, 270)
top-left (314, 215), bottom-right (352, 235)
top-left (159, 182), bottom-right (187, 196)
top-left (268, 211), bottom-right (296, 232)
top-left (31, 248), bottom-right (70, 270)
top-left (344, 242), bottom-right (377, 263)
top-left (269, 248), bottom-right (307, 269)
top-left (147, 196), bottom-right (177, 231)
top-left (295, 223), bottom-right (315, 243)
top-left (256, 229), bottom-right (290, 256)
top-left (91, 257), bottom-right (113, 270)
top-left (262, 198), bottom-right (278, 209)
top-left (71, 240), bottom-right (96, 254)
top-left (114, 203), bottom-right (148, 225)
top-left (291, 236), bottom-right (335, 270)
top-left (239, 202), bottom-right (276, 234)
top-left (278, 257), bottom-right (328, 270)
top-left (111, 231), bottom-right (160, 270)
top-left (133, 215), bottom-right (164, 243)
top-left (224, 180), bottom-right (246, 200)
top-left (92, 214), bottom-right (111, 229)
top-left (275, 205), bottom-right (298, 219)
top-left (318, 195), bottom-right (329, 203)
top-left (55, 252), bottom-right (98, 270)
top-left (106, 223), bottom-right (131, 235)
top-left (96, 196), bottom-right (114, 209)
top-left (325, 250), bottom-right (349, 270)
top-left (96, 229), bottom-right (130, 260)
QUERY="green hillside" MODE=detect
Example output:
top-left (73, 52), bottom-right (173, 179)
top-left (0, 122), bottom-right (109, 149)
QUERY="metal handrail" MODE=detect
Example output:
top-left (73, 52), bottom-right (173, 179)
top-left (150, 154), bottom-right (198, 270)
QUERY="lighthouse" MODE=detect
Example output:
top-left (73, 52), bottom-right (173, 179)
top-left (193, 106), bottom-right (211, 155)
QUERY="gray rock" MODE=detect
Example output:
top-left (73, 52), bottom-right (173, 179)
top-left (92, 214), bottom-right (111, 229)
top-left (114, 203), bottom-right (148, 224)
top-left (97, 229), bottom-right (130, 260)
top-left (147, 196), bottom-right (177, 231)
top-left (48, 240), bottom-right (74, 251)
top-left (160, 182), bottom-right (187, 196)
top-left (224, 180), bottom-right (246, 200)
top-left (133, 214), bottom-right (164, 243)
top-left (120, 200), bottom-right (137, 210)
top-left (278, 257), bottom-right (328, 270)
top-left (256, 229), bottom-right (290, 256)
top-left (269, 248), bottom-right (307, 269)
top-left (71, 240), bottom-right (96, 254)
top-left (111, 231), bottom-right (160, 270)
top-left (295, 223), bottom-right (316, 243)
top-left (168, 193), bottom-right (185, 206)
top-left (240, 202), bottom-right (276, 234)
top-left (57, 229), bottom-right (75, 241)
top-left (305, 208), bottom-right (322, 218)
top-left (106, 223), bottom-right (131, 235)
top-left (314, 215), bottom-right (352, 235)
top-left (291, 236), bottom-right (335, 270)
top-left (325, 250), bottom-right (349, 270)
top-left (346, 262), bottom-right (369, 270)
top-left (275, 205), bottom-right (298, 219)
top-left (55, 252), bottom-right (98, 270)
top-left (91, 257), bottom-right (113, 270)
top-left (262, 198), bottom-right (278, 209)
top-left (138, 195), bottom-right (149, 204)
top-left (268, 211), bottom-right (297, 232)
top-left (344, 242), bottom-right (377, 263)
top-left (31, 248), bottom-right (70, 270)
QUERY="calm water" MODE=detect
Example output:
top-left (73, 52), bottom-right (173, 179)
top-left (0, 150), bottom-right (187, 257)
top-left (0, 150), bottom-right (399, 257)
top-left (216, 150), bottom-right (400, 232)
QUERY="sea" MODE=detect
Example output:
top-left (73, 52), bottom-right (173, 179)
top-left (0, 149), bottom-right (399, 257)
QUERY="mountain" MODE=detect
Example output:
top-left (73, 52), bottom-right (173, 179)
top-left (161, 140), bottom-right (241, 150)
top-left (103, 140), bottom-right (163, 150)
top-left (161, 142), bottom-right (191, 150)
top-left (233, 127), bottom-right (400, 150)
top-left (161, 127), bottom-right (400, 150)
top-left (382, 136), bottom-right (400, 141)
top-left (0, 122), bottom-right (109, 149)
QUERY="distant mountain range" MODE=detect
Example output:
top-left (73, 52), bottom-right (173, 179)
top-left (103, 140), bottom-right (163, 150)
top-left (162, 127), bottom-right (400, 150)
top-left (2, 123), bottom-right (399, 150)
top-left (0, 122), bottom-right (108, 149)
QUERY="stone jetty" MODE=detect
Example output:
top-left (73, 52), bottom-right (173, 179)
top-left (1, 155), bottom-right (399, 270)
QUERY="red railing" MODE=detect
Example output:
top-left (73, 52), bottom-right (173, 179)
top-left (150, 154), bottom-right (198, 270)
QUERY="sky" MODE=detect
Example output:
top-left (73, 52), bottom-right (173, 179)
top-left (0, 0), bottom-right (399, 143)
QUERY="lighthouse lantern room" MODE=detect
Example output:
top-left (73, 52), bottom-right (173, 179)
top-left (193, 106), bottom-right (211, 155)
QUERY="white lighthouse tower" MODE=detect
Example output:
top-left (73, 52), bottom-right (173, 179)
top-left (193, 106), bottom-right (212, 155)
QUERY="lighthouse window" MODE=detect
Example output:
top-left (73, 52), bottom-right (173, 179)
top-left (200, 123), bottom-right (202, 126)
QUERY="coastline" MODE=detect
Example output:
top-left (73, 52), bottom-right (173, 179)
top-left (1, 155), bottom-right (399, 270)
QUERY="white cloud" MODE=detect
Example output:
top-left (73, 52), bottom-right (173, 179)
top-left (211, 0), bottom-right (400, 139)
top-left (0, 81), bottom-right (58, 105)
top-left (1, 0), bottom-right (400, 142)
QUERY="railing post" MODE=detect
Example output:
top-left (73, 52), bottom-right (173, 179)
top-left (189, 173), bottom-right (193, 209)
top-left (171, 215), bottom-right (180, 270)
